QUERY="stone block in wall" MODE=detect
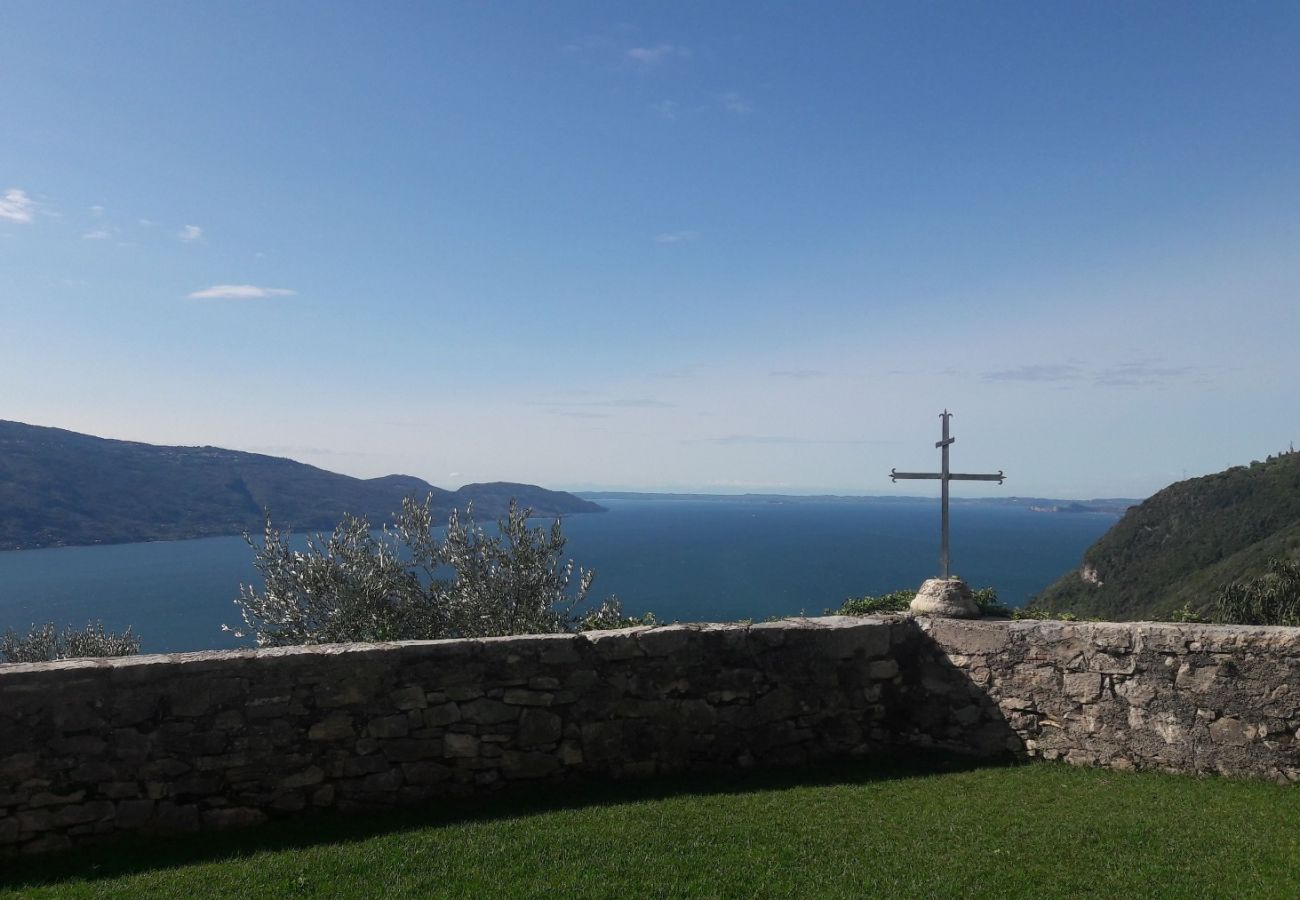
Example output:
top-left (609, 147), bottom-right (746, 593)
top-left (419, 702), bottom-right (459, 728)
top-left (0, 753), bottom-right (41, 779)
top-left (1063, 672), bottom-right (1103, 703)
top-left (389, 685), bottom-right (428, 710)
top-left (307, 714), bottom-right (355, 742)
top-left (582, 629), bottom-right (644, 662)
top-left (517, 709), bottom-right (562, 747)
top-left (579, 720), bottom-right (625, 763)
top-left (637, 625), bottom-right (696, 657)
top-left (397, 761), bottom-right (449, 786)
top-left (786, 617), bottom-right (891, 660)
top-left (925, 619), bottom-right (1010, 655)
top-left (1208, 717), bottom-right (1253, 746)
top-left (500, 751), bottom-right (560, 780)
top-left (443, 733), bottom-right (479, 758)
top-left (502, 689), bottom-right (554, 707)
top-left (381, 739), bottom-right (443, 763)
top-left (366, 715), bottom-right (410, 739)
top-left (279, 766), bottom-right (325, 790)
top-left (461, 699), bottom-right (518, 725)
top-left (1085, 651), bottom-right (1136, 675)
top-left (1174, 663), bottom-right (1220, 693)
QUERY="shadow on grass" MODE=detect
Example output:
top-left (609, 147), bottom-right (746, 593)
top-left (0, 751), bottom-right (1020, 890)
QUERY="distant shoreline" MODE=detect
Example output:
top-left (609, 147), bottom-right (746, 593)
top-left (577, 491), bottom-right (1140, 513)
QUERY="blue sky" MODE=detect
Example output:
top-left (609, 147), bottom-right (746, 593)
top-left (3, 2), bottom-right (1298, 498)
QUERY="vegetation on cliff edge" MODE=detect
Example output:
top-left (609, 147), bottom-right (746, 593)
top-left (1030, 449), bottom-right (1300, 621)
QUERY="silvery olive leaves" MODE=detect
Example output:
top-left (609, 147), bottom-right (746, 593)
top-left (231, 497), bottom-right (645, 647)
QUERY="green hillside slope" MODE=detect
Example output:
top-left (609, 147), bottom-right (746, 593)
top-left (1029, 450), bottom-right (1300, 620)
top-left (0, 421), bottom-right (602, 550)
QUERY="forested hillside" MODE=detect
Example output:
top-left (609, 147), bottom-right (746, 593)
top-left (1029, 450), bottom-right (1300, 620)
top-left (0, 421), bottom-right (602, 550)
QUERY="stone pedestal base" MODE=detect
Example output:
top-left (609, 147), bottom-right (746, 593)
top-left (910, 578), bottom-right (979, 618)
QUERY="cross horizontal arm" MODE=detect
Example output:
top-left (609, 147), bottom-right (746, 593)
top-left (890, 469), bottom-right (1005, 483)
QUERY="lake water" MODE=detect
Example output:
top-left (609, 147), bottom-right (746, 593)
top-left (0, 498), bottom-right (1116, 654)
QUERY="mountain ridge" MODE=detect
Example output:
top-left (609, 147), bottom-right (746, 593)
top-left (0, 420), bottom-right (602, 551)
top-left (1029, 450), bottom-right (1300, 619)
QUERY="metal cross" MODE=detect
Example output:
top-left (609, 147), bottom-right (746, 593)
top-left (890, 410), bottom-right (1005, 579)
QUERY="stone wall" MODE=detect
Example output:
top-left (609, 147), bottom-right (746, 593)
top-left (3, 615), bottom-right (1299, 855)
top-left (0, 617), bottom-right (912, 855)
top-left (913, 618), bottom-right (1300, 782)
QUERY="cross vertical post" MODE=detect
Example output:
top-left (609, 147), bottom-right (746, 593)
top-left (890, 410), bottom-right (1005, 581)
top-left (938, 410), bottom-right (953, 579)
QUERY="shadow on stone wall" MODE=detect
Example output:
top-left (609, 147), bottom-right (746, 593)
top-left (888, 624), bottom-right (1027, 759)
top-left (0, 750), bottom-right (1013, 889)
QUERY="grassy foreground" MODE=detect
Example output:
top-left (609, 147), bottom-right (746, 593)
top-left (3, 756), bottom-right (1298, 898)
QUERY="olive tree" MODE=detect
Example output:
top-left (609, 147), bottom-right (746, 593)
top-left (1, 621), bottom-right (141, 663)
top-left (230, 497), bottom-right (645, 647)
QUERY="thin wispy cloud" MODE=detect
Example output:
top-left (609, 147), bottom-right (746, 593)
top-left (655, 230), bottom-right (699, 244)
top-left (561, 33), bottom-right (614, 55)
top-left (81, 229), bottom-right (112, 240)
top-left (652, 365), bottom-right (706, 380)
top-left (769, 369), bottom-right (826, 380)
top-left (569, 398), bottom-right (672, 409)
top-left (89, 204), bottom-right (105, 216)
top-left (983, 360), bottom-right (1201, 388)
top-left (626, 44), bottom-right (686, 65)
top-left (187, 284), bottom-right (296, 300)
top-left (0, 188), bottom-right (35, 224)
top-left (710, 435), bottom-right (898, 446)
top-left (611, 398), bottom-right (672, 408)
top-left (538, 397), bottom-right (673, 416)
top-left (178, 224), bottom-right (203, 243)
top-left (716, 92), bottom-right (753, 115)
top-left (1094, 362), bottom-right (1198, 387)
top-left (651, 99), bottom-right (679, 120)
top-left (983, 364), bottom-right (1084, 383)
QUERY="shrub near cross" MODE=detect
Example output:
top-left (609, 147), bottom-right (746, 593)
top-left (833, 586), bottom-right (1013, 618)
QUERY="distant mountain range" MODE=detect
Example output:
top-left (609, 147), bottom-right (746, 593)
top-left (1029, 450), bottom-right (1300, 620)
top-left (578, 491), bottom-right (1139, 515)
top-left (0, 420), bottom-right (603, 551)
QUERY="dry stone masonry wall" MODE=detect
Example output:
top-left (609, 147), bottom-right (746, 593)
top-left (916, 618), bottom-right (1300, 782)
top-left (0, 617), bottom-right (914, 855)
top-left (3, 615), bottom-right (1300, 855)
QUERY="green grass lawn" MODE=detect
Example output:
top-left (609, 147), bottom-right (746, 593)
top-left (3, 755), bottom-right (1298, 898)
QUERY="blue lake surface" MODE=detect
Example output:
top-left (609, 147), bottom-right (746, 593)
top-left (0, 498), bottom-right (1116, 654)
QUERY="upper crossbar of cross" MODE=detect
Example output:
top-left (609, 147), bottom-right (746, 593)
top-left (889, 410), bottom-right (1005, 579)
